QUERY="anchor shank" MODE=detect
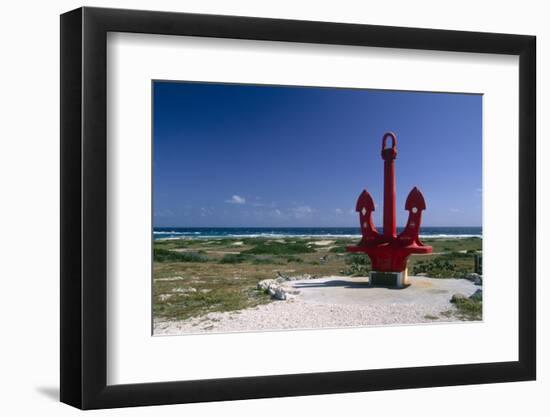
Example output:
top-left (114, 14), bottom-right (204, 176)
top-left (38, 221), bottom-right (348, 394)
top-left (381, 133), bottom-right (397, 239)
top-left (383, 158), bottom-right (396, 238)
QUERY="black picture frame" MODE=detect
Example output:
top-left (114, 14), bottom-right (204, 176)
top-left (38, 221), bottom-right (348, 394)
top-left (60, 6), bottom-right (536, 410)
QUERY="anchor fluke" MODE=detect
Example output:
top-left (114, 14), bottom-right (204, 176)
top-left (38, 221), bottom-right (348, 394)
top-left (355, 189), bottom-right (379, 245)
top-left (356, 189), bottom-right (375, 213)
top-left (404, 187), bottom-right (426, 211)
top-left (398, 187), bottom-right (427, 246)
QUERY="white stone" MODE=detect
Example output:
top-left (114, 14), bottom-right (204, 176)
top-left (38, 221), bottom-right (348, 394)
top-left (257, 279), bottom-right (276, 291)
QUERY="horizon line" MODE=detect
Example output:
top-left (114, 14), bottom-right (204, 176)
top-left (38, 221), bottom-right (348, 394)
top-left (153, 225), bottom-right (483, 229)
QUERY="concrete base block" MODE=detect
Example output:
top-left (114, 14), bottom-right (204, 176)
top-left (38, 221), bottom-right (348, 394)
top-left (369, 268), bottom-right (409, 288)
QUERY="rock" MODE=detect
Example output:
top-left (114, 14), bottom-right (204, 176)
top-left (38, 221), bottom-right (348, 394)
top-left (158, 294), bottom-right (174, 302)
top-left (463, 273), bottom-right (482, 285)
top-left (267, 286), bottom-right (277, 297)
top-left (275, 272), bottom-right (314, 281)
top-left (451, 293), bottom-right (467, 303)
top-left (469, 288), bottom-right (483, 301)
top-left (276, 271), bottom-right (289, 280)
top-left (261, 280), bottom-right (300, 300)
top-left (258, 277), bottom-right (304, 300)
top-left (257, 279), bottom-right (276, 291)
top-left (155, 276), bottom-right (184, 282)
top-left (273, 286), bottom-right (288, 300)
top-left (286, 274), bottom-right (313, 281)
top-left (172, 287), bottom-right (197, 294)
top-left (268, 283), bottom-right (284, 299)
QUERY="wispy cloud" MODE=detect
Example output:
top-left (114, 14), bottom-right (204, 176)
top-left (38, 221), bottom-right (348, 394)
top-left (291, 205), bottom-right (313, 218)
top-left (450, 208), bottom-right (461, 213)
top-left (200, 207), bottom-right (213, 217)
top-left (153, 209), bottom-right (174, 218)
top-left (225, 195), bottom-right (246, 205)
top-left (335, 208), bottom-right (343, 215)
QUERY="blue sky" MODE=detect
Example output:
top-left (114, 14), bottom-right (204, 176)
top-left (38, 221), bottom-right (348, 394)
top-left (153, 81), bottom-right (482, 228)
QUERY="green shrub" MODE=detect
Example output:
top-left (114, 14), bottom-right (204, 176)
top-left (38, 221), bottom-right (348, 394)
top-left (443, 251), bottom-right (471, 259)
top-left (342, 253), bottom-right (371, 276)
top-left (412, 257), bottom-right (467, 278)
top-left (451, 297), bottom-right (482, 320)
top-left (329, 246), bottom-right (347, 253)
top-left (153, 248), bottom-right (208, 263)
top-left (219, 254), bottom-right (250, 264)
top-left (344, 253), bottom-right (370, 265)
top-left (286, 256), bottom-right (304, 263)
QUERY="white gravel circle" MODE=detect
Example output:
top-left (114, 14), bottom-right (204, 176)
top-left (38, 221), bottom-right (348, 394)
top-left (154, 276), bottom-right (480, 335)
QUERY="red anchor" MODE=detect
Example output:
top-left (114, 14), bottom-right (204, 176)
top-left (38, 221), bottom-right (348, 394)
top-left (347, 132), bottom-right (432, 273)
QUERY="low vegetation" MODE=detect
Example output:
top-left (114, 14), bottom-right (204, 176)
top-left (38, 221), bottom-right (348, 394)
top-left (153, 236), bottom-right (482, 322)
top-left (242, 241), bottom-right (315, 255)
top-left (153, 248), bottom-right (208, 263)
top-left (421, 237), bottom-right (481, 253)
top-left (413, 258), bottom-right (463, 278)
top-left (219, 253), bottom-right (250, 264)
top-left (341, 253), bottom-right (371, 276)
top-left (329, 245), bottom-right (347, 253)
top-left (285, 255), bottom-right (304, 263)
top-left (412, 251), bottom-right (477, 278)
top-left (450, 297), bottom-right (482, 320)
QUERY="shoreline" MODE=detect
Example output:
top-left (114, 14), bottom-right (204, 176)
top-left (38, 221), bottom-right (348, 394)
top-left (155, 234), bottom-right (482, 241)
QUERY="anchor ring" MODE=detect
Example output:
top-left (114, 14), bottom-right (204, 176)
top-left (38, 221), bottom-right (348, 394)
top-left (381, 132), bottom-right (397, 152)
top-left (381, 132), bottom-right (397, 160)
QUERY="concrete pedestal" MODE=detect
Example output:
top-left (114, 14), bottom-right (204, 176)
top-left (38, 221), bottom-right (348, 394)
top-left (369, 268), bottom-right (409, 288)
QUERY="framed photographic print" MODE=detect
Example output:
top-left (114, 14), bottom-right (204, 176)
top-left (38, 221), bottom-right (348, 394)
top-left (60, 6), bottom-right (536, 410)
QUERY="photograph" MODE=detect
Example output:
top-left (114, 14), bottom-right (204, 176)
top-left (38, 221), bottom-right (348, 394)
top-left (152, 81), bottom-right (483, 335)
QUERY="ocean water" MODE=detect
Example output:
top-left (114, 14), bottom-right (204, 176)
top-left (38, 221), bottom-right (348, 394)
top-left (153, 227), bottom-right (482, 240)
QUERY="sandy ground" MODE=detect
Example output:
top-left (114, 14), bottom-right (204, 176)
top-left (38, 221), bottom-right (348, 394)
top-left (153, 276), bottom-right (479, 335)
top-left (309, 240), bottom-right (335, 246)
